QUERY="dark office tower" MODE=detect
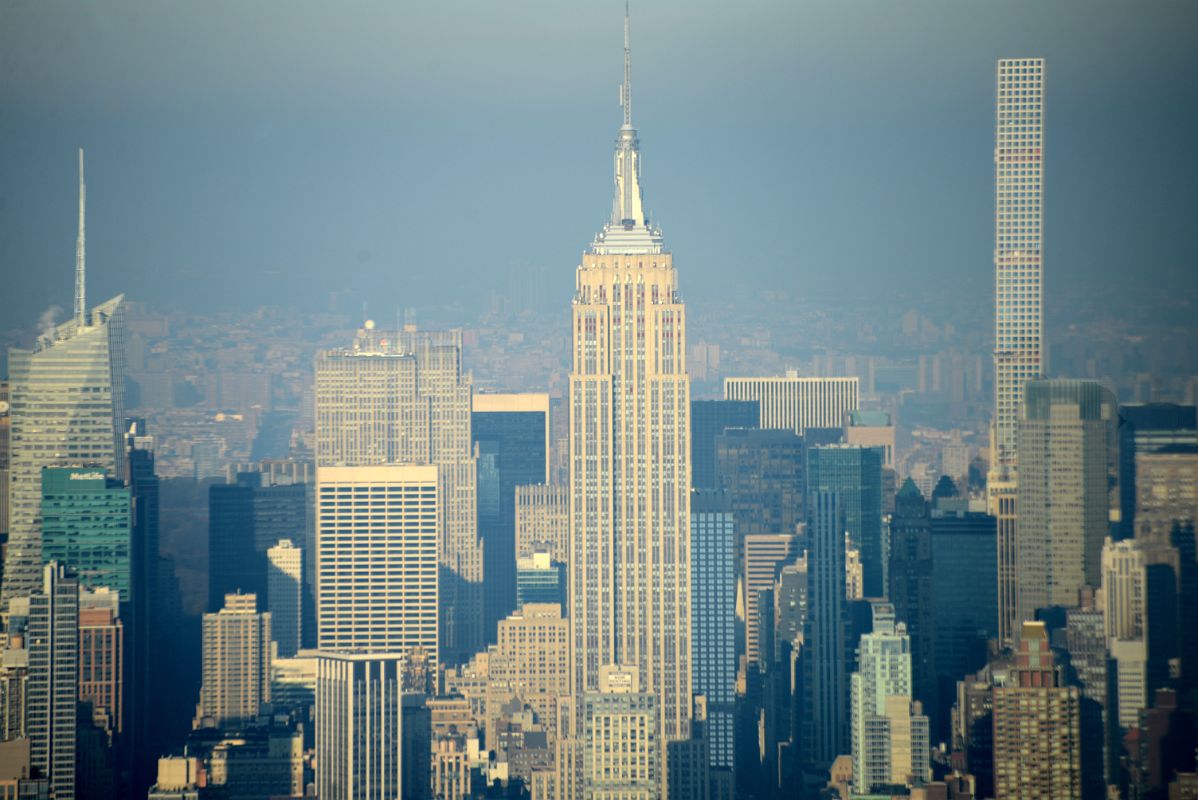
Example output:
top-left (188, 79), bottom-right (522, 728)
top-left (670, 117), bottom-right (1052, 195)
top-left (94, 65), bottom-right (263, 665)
top-left (125, 424), bottom-right (158, 794)
top-left (888, 479), bottom-right (936, 728)
top-left (802, 490), bottom-right (847, 767)
top-left (715, 428), bottom-right (804, 541)
top-left (1064, 603), bottom-right (1110, 799)
top-left (208, 472), bottom-right (307, 613)
top-left (806, 444), bottom-right (884, 598)
top-left (39, 468), bottom-right (131, 599)
top-left (1016, 379), bottom-right (1117, 624)
top-left (229, 459), bottom-right (315, 646)
top-left (1118, 403), bottom-right (1197, 539)
top-left (28, 562), bottom-right (79, 800)
top-left (690, 490), bottom-right (736, 786)
top-left (402, 694), bottom-right (432, 800)
top-left (208, 478), bottom-right (255, 610)
top-left (929, 505), bottom-right (997, 738)
top-left (471, 393), bottom-right (550, 645)
top-left (691, 400), bottom-right (759, 491)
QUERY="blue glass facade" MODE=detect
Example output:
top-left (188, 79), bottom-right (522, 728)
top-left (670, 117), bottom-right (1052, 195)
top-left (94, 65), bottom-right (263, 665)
top-left (472, 406), bottom-right (548, 643)
top-left (40, 467), bottom-right (132, 600)
top-left (691, 400), bottom-right (759, 491)
top-left (690, 490), bottom-right (736, 772)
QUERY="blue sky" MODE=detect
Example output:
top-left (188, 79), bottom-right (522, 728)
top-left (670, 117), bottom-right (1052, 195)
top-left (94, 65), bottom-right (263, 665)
top-left (1, 0), bottom-right (1194, 326)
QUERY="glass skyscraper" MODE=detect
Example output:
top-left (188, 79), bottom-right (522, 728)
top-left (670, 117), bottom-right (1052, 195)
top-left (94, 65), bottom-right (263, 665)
top-left (472, 393), bottom-right (549, 643)
top-left (690, 490), bottom-right (736, 776)
top-left (806, 445), bottom-right (884, 598)
top-left (691, 399), bottom-right (758, 491)
top-left (4, 296), bottom-right (126, 607)
top-left (40, 467), bottom-right (131, 601)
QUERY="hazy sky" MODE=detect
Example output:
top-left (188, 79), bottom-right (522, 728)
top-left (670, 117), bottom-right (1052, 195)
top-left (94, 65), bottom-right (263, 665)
top-left (1, 0), bottom-right (1195, 329)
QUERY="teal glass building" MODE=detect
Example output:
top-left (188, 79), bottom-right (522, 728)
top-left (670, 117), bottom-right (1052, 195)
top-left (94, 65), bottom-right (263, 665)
top-left (41, 467), bottom-right (132, 600)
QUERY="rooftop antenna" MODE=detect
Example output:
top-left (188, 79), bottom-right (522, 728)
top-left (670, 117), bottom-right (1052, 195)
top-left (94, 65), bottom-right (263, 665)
top-left (74, 148), bottom-right (86, 327)
top-left (621, 2), bottom-right (632, 129)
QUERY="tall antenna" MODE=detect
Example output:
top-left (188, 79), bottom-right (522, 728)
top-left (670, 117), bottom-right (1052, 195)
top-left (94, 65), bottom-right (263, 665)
top-left (622, 2), bottom-right (632, 128)
top-left (74, 148), bottom-right (86, 327)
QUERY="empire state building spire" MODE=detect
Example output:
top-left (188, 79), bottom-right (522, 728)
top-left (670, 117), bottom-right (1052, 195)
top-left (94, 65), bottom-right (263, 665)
top-left (602, 4), bottom-right (657, 249)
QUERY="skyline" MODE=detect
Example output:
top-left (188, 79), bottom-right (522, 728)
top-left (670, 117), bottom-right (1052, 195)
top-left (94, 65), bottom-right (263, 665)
top-left (1, 1), bottom-right (1196, 330)
top-left (1, 5), bottom-right (1197, 798)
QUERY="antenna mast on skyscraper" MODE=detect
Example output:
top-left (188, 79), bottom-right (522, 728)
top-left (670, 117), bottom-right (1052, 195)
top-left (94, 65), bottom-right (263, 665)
top-left (75, 148), bottom-right (86, 327)
top-left (621, 3), bottom-right (632, 129)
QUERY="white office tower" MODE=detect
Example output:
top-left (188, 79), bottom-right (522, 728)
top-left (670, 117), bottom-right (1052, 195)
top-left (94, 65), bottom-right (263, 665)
top-left (4, 150), bottom-right (126, 606)
top-left (266, 539), bottom-right (302, 658)
top-left (582, 665), bottom-right (659, 800)
top-left (314, 326), bottom-right (478, 664)
top-left (315, 466), bottom-right (438, 680)
top-left (850, 604), bottom-right (930, 795)
top-left (28, 563), bottom-right (79, 800)
top-left (992, 58), bottom-right (1045, 473)
top-left (568, 9), bottom-right (691, 794)
top-left (197, 593), bottom-right (271, 729)
top-left (724, 372), bottom-right (858, 435)
top-left (316, 652), bottom-right (404, 800)
top-left (1100, 537), bottom-right (1146, 643)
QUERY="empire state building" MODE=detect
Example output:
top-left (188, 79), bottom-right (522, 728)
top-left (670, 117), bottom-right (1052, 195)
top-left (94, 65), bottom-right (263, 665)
top-left (568, 6), bottom-right (693, 765)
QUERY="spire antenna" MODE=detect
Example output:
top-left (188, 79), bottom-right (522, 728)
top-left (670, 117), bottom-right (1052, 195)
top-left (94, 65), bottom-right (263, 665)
top-left (74, 147), bottom-right (86, 327)
top-left (622, 2), bottom-right (632, 129)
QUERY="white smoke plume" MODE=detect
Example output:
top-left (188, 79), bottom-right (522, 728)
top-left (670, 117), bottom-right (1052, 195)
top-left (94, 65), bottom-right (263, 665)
top-left (37, 305), bottom-right (63, 341)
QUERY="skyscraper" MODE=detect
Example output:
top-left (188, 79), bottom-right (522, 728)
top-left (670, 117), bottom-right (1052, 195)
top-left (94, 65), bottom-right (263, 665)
top-left (315, 651), bottom-right (404, 800)
top-left (568, 8), bottom-right (692, 786)
top-left (39, 467), bottom-right (131, 600)
top-left (197, 592), bottom-right (271, 729)
top-left (472, 392), bottom-right (550, 644)
top-left (315, 326), bottom-right (480, 663)
top-left (743, 533), bottom-right (800, 669)
top-left (581, 666), bottom-right (659, 800)
top-left (992, 58), bottom-right (1044, 473)
top-left (850, 603), bottom-right (930, 794)
top-left (690, 490), bottom-right (736, 781)
top-left (690, 399), bottom-right (759, 491)
top-left (1016, 379), bottom-right (1117, 624)
top-left (266, 539), bottom-right (302, 659)
top-left (125, 422), bottom-right (160, 793)
top-left (928, 505), bottom-right (997, 735)
top-left (888, 479), bottom-right (935, 727)
top-left (78, 587), bottom-right (123, 736)
top-left (1117, 404), bottom-right (1197, 539)
top-left (803, 490), bottom-right (847, 766)
top-left (806, 445), bottom-right (884, 598)
top-left (724, 373), bottom-right (858, 435)
top-left (514, 483), bottom-right (569, 561)
top-left (27, 562), bottom-right (79, 800)
top-left (208, 471), bottom-right (307, 613)
top-left (714, 428), bottom-right (805, 543)
top-left (991, 621), bottom-right (1082, 799)
top-left (4, 150), bottom-right (126, 607)
top-left (315, 465), bottom-right (439, 677)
